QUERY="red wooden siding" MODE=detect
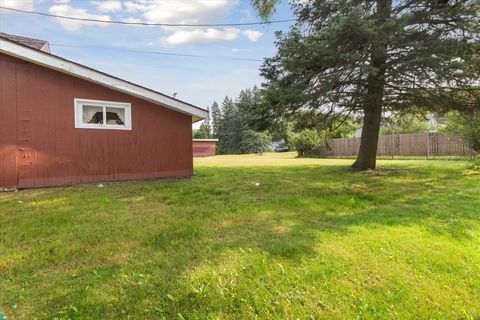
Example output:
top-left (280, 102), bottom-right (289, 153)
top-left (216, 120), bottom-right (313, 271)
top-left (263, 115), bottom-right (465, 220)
top-left (192, 140), bottom-right (217, 157)
top-left (0, 56), bottom-right (17, 190)
top-left (0, 53), bottom-right (194, 189)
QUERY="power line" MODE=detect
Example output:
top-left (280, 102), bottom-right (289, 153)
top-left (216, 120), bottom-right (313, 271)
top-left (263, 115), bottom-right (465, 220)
top-left (49, 43), bottom-right (264, 62)
top-left (0, 6), bottom-right (296, 27)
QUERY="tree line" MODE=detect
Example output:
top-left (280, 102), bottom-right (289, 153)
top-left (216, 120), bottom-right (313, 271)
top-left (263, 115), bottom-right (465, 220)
top-left (194, 87), bottom-right (363, 156)
top-left (194, 96), bottom-right (480, 157)
top-left (193, 87), bottom-right (272, 154)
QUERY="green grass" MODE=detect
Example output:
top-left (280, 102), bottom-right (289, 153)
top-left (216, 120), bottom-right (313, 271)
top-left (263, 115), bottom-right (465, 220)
top-left (1, 152), bottom-right (479, 319)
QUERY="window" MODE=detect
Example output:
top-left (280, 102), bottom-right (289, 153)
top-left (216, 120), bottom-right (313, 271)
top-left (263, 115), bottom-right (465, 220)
top-left (74, 99), bottom-right (131, 130)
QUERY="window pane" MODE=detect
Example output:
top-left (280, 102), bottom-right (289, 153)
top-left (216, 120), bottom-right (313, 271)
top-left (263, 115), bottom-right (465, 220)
top-left (83, 105), bottom-right (103, 124)
top-left (106, 107), bottom-right (126, 126)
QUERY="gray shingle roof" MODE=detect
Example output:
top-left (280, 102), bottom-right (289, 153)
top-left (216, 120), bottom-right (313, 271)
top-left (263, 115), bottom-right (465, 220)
top-left (0, 32), bottom-right (50, 52)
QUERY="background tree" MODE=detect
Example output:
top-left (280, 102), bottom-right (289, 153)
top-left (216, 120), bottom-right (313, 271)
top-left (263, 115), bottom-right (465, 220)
top-left (210, 102), bottom-right (222, 138)
top-left (252, 0), bottom-right (480, 170)
top-left (441, 110), bottom-right (480, 152)
top-left (293, 111), bottom-right (359, 139)
top-left (380, 113), bottom-right (435, 135)
top-left (217, 97), bottom-right (242, 154)
top-left (241, 130), bottom-right (272, 154)
top-left (268, 118), bottom-right (291, 145)
top-left (237, 87), bottom-right (273, 153)
top-left (193, 122), bottom-right (212, 139)
top-left (216, 89), bottom-right (273, 154)
top-left (193, 107), bottom-right (212, 139)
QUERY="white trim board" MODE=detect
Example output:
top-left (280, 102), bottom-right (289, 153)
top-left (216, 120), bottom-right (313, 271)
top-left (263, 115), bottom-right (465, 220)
top-left (0, 38), bottom-right (208, 123)
top-left (192, 139), bottom-right (219, 142)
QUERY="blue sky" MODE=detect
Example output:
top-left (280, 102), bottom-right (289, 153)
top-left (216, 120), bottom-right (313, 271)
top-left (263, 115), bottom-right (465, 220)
top-left (0, 0), bottom-right (294, 127)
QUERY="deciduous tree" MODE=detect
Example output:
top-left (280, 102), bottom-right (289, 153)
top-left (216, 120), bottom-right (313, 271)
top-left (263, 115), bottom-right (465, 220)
top-left (441, 110), bottom-right (480, 152)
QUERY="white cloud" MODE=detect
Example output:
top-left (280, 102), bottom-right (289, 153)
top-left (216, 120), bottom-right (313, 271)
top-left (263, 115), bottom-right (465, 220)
top-left (125, 0), bottom-right (251, 46)
top-left (0, 0), bottom-right (37, 11)
top-left (49, 5), bottom-right (111, 31)
top-left (161, 28), bottom-right (241, 46)
top-left (232, 48), bottom-right (252, 53)
top-left (242, 30), bottom-right (262, 42)
top-left (127, 0), bottom-right (237, 24)
top-left (54, 0), bottom-right (70, 3)
top-left (45, 0), bottom-right (262, 45)
top-left (161, 28), bottom-right (262, 46)
top-left (124, 1), bottom-right (148, 13)
top-left (91, 0), bottom-right (122, 12)
top-left (122, 17), bottom-right (143, 23)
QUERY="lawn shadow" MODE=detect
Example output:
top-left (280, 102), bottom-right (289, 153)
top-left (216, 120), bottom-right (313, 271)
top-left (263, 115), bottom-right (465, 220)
top-left (108, 163), bottom-right (479, 314)
top-left (135, 163), bottom-right (480, 316)
top-left (3, 162), bottom-right (479, 318)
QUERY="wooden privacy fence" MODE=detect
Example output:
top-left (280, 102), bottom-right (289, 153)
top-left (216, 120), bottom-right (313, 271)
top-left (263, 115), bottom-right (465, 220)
top-left (317, 132), bottom-right (476, 160)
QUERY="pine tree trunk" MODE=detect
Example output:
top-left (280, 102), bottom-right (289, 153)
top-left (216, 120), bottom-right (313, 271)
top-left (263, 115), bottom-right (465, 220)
top-left (352, 0), bottom-right (391, 170)
top-left (352, 105), bottom-right (382, 170)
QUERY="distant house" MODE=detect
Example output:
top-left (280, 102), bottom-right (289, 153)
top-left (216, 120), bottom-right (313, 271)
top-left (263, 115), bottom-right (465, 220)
top-left (0, 33), bottom-right (208, 190)
top-left (192, 139), bottom-right (218, 157)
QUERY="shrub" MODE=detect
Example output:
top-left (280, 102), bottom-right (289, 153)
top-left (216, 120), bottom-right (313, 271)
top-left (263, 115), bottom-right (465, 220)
top-left (441, 111), bottom-right (480, 152)
top-left (469, 155), bottom-right (480, 170)
top-left (289, 129), bottom-right (320, 156)
top-left (241, 130), bottom-right (272, 154)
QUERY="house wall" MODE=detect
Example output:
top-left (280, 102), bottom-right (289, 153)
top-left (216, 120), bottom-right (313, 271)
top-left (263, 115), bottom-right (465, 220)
top-left (0, 56), bottom-right (17, 190)
top-left (0, 54), bottom-right (193, 189)
top-left (192, 140), bottom-right (217, 157)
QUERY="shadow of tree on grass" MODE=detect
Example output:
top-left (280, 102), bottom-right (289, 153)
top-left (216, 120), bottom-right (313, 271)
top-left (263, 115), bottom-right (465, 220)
top-left (2, 163), bottom-right (479, 318)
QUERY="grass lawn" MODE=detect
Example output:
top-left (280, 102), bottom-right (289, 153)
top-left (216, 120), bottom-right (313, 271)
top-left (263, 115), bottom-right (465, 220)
top-left (1, 152), bottom-right (479, 319)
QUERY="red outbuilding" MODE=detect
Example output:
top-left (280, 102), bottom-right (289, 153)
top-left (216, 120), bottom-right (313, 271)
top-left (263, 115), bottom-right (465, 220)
top-left (192, 139), bottom-right (218, 157)
top-left (0, 33), bottom-right (208, 190)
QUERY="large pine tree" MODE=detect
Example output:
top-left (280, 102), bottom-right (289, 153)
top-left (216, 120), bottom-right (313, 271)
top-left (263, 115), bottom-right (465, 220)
top-left (253, 0), bottom-right (480, 169)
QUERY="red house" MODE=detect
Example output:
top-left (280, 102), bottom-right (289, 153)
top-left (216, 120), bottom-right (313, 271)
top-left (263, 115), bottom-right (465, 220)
top-left (0, 33), bottom-right (208, 190)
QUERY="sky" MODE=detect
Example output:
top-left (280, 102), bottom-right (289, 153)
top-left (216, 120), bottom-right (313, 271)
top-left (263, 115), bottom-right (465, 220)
top-left (0, 0), bottom-right (295, 127)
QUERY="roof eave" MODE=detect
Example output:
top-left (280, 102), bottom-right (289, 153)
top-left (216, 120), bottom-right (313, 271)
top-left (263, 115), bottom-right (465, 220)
top-left (0, 38), bottom-right (208, 122)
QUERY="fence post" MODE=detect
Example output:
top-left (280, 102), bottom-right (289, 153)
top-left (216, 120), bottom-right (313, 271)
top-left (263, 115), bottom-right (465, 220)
top-left (426, 133), bottom-right (430, 160)
top-left (391, 135), bottom-right (394, 159)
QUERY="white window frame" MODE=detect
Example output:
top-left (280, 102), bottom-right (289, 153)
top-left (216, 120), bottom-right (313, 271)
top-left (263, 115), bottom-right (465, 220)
top-left (74, 98), bottom-right (132, 130)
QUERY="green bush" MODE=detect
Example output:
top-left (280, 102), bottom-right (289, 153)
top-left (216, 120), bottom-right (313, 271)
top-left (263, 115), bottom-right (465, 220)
top-left (241, 130), bottom-right (272, 154)
top-left (469, 155), bottom-right (480, 170)
top-left (441, 111), bottom-right (480, 152)
top-left (289, 129), bottom-right (319, 156)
